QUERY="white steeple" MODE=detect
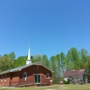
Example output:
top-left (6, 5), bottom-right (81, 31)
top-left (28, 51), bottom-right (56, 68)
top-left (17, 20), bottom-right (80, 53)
top-left (28, 44), bottom-right (30, 60)
top-left (26, 44), bottom-right (32, 65)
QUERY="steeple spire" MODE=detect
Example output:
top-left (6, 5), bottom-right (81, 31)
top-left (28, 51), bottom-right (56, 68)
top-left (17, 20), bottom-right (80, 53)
top-left (28, 44), bottom-right (30, 60)
top-left (26, 44), bottom-right (32, 65)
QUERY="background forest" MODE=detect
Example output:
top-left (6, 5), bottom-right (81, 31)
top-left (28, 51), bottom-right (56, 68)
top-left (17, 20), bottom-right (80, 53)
top-left (0, 47), bottom-right (90, 83)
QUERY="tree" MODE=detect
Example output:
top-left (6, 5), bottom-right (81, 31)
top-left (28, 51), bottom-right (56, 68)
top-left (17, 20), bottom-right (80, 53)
top-left (86, 56), bottom-right (90, 83)
top-left (31, 56), bottom-right (35, 63)
top-left (79, 48), bottom-right (88, 69)
top-left (42, 55), bottom-right (49, 67)
top-left (0, 54), bottom-right (14, 72)
top-left (33, 54), bottom-right (42, 62)
top-left (60, 52), bottom-right (65, 75)
top-left (8, 52), bottom-right (16, 60)
top-left (55, 54), bottom-right (61, 78)
top-left (14, 56), bottom-right (27, 67)
top-left (50, 55), bottom-right (61, 83)
top-left (65, 47), bottom-right (79, 70)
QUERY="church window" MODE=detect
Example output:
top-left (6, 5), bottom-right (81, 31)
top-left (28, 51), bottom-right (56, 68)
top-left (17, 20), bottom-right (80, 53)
top-left (23, 72), bottom-right (27, 81)
top-left (47, 73), bottom-right (49, 79)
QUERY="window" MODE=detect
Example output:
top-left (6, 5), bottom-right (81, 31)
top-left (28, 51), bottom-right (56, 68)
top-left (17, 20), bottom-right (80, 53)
top-left (23, 72), bottom-right (27, 81)
top-left (47, 73), bottom-right (49, 79)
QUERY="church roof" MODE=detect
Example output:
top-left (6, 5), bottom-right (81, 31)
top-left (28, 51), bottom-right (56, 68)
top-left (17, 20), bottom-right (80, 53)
top-left (64, 69), bottom-right (85, 77)
top-left (0, 62), bottom-right (52, 75)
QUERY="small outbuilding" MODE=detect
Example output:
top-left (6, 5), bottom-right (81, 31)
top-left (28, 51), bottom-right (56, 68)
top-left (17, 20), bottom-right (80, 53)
top-left (64, 69), bottom-right (88, 84)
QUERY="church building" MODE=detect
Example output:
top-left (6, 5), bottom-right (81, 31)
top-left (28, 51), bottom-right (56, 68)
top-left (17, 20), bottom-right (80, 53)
top-left (0, 46), bottom-right (52, 86)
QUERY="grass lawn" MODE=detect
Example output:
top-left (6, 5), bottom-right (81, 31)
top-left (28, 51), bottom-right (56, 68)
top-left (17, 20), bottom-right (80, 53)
top-left (0, 84), bottom-right (90, 90)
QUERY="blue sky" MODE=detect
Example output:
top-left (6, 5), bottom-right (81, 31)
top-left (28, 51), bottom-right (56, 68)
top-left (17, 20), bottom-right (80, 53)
top-left (0, 0), bottom-right (90, 59)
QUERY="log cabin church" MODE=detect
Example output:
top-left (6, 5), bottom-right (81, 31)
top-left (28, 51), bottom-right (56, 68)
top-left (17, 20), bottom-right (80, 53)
top-left (0, 47), bottom-right (52, 87)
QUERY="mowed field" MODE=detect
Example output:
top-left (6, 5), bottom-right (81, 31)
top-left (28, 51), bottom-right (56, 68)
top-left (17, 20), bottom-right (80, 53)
top-left (0, 84), bottom-right (90, 90)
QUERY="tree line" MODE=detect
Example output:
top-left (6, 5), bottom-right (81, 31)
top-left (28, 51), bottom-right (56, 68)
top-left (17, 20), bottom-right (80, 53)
top-left (0, 47), bottom-right (90, 83)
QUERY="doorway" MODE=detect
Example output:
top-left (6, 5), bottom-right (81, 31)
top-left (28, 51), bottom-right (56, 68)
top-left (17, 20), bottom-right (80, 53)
top-left (34, 74), bottom-right (41, 84)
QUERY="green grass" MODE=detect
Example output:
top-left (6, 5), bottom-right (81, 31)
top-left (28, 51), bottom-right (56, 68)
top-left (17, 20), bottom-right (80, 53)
top-left (0, 84), bottom-right (90, 90)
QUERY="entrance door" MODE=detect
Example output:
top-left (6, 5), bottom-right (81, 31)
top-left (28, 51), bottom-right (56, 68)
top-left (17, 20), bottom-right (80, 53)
top-left (34, 74), bottom-right (41, 84)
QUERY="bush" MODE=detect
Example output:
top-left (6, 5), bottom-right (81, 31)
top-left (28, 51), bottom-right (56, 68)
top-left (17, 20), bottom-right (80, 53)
top-left (63, 79), bottom-right (70, 84)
